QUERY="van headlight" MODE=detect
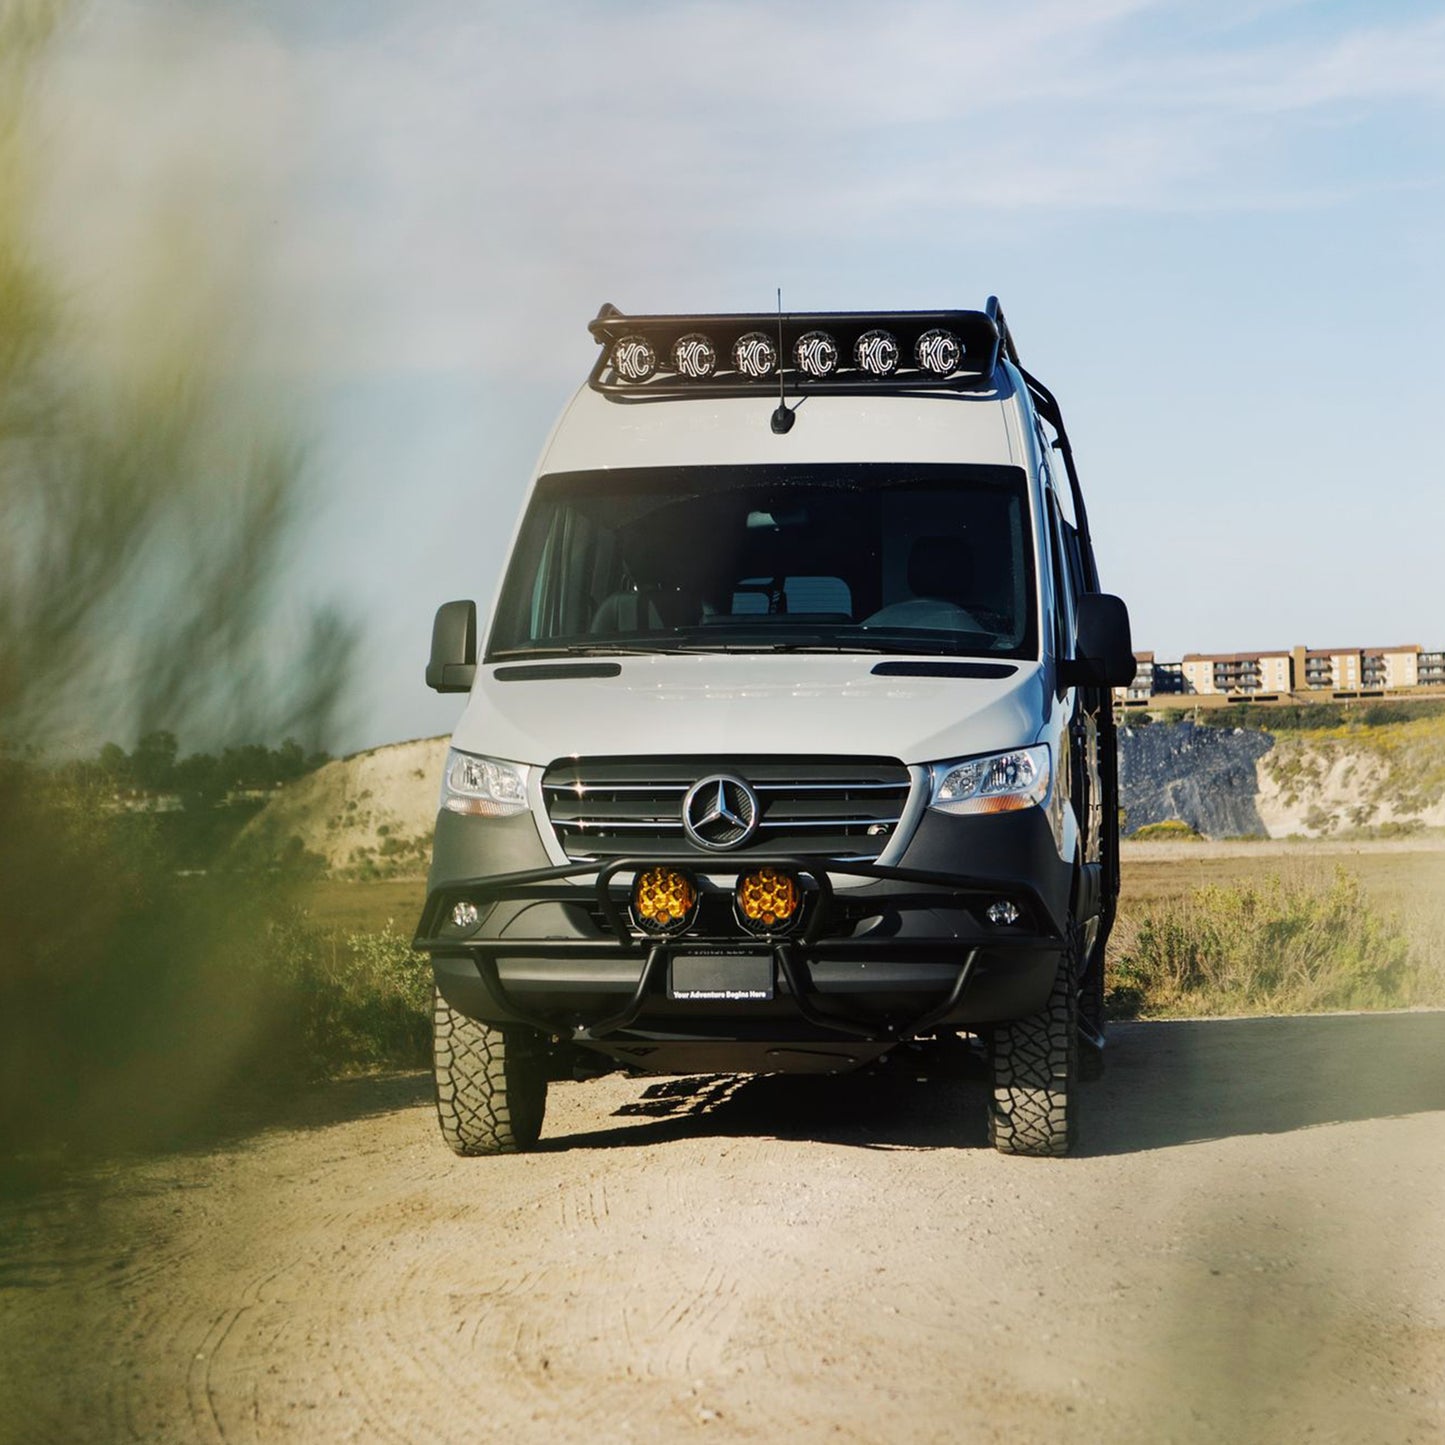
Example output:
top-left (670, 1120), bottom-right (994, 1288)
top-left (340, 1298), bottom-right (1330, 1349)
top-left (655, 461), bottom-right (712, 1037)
top-left (440, 750), bottom-right (530, 818)
top-left (928, 746), bottom-right (1050, 815)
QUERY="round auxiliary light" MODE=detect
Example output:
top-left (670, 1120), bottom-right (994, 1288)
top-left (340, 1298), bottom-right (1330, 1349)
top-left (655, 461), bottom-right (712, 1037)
top-left (450, 900), bottom-right (480, 929)
top-left (631, 866), bottom-right (699, 935)
top-left (732, 330), bottom-right (777, 381)
top-left (986, 899), bottom-right (1020, 927)
top-left (793, 330), bottom-right (839, 379)
top-left (671, 333), bottom-right (717, 381)
top-left (915, 327), bottom-right (964, 376)
top-left (612, 335), bottom-right (657, 382)
top-left (735, 867), bottom-right (801, 934)
top-left (854, 328), bottom-right (900, 377)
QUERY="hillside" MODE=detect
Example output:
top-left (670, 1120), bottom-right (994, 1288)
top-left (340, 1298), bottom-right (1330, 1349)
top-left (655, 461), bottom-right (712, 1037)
top-left (237, 737), bottom-right (447, 878)
top-left (239, 719), bottom-right (1445, 877)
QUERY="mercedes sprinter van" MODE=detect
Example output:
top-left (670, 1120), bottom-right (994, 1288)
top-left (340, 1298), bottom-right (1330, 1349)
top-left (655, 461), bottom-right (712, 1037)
top-left (417, 299), bottom-right (1134, 1157)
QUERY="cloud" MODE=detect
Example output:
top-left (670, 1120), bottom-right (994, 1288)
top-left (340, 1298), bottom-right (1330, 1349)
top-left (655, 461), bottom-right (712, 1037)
top-left (40, 0), bottom-right (1445, 380)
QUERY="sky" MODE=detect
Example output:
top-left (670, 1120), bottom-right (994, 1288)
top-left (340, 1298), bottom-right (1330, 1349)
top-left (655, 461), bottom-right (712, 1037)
top-left (39, 0), bottom-right (1445, 752)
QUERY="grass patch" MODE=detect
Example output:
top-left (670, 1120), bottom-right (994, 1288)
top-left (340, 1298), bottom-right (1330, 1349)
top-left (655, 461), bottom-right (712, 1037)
top-left (1129, 820), bottom-right (1204, 842)
top-left (1107, 868), bottom-right (1437, 1019)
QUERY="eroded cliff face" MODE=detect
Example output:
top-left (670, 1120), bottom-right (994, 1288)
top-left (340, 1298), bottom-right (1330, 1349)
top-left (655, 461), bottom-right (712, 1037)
top-left (1119, 723), bottom-right (1274, 838)
top-left (1120, 719), bottom-right (1445, 838)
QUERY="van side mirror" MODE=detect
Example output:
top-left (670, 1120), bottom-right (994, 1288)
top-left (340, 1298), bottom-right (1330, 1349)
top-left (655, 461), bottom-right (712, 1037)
top-left (1061, 593), bottom-right (1134, 689)
top-left (426, 600), bottom-right (478, 693)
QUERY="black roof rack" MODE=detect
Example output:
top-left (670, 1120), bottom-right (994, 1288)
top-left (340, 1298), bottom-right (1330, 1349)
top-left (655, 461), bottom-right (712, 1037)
top-left (586, 304), bottom-right (1003, 399)
top-left (984, 294), bottom-right (1099, 595)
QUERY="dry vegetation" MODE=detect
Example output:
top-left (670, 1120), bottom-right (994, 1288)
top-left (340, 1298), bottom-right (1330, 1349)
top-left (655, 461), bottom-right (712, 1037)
top-left (1109, 846), bottom-right (1445, 1019)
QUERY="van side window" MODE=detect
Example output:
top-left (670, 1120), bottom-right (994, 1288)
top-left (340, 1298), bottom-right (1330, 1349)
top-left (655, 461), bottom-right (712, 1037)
top-left (1045, 492), bottom-right (1077, 659)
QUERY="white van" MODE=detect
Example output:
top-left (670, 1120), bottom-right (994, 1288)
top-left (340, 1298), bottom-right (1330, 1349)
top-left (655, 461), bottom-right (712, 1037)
top-left (417, 299), bottom-right (1134, 1157)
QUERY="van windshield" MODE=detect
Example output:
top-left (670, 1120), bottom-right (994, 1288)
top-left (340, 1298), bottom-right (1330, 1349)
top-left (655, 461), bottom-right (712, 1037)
top-left (487, 464), bottom-right (1037, 661)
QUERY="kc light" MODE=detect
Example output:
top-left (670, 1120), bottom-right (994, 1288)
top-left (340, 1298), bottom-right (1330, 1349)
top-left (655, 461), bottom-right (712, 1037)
top-left (793, 330), bottom-right (839, 378)
top-left (915, 327), bottom-right (964, 375)
top-left (671, 333), bottom-right (717, 380)
top-left (928, 746), bottom-right (1050, 816)
top-left (735, 867), bottom-right (801, 933)
top-left (612, 335), bottom-right (657, 382)
top-left (732, 330), bottom-right (777, 380)
top-left (632, 867), bottom-right (699, 935)
top-left (854, 328), bottom-right (900, 377)
top-left (441, 750), bottom-right (530, 818)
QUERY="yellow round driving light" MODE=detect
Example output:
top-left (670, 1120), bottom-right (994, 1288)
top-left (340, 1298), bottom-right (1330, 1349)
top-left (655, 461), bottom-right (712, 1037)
top-left (735, 867), bottom-right (801, 934)
top-left (631, 866), bottom-right (699, 935)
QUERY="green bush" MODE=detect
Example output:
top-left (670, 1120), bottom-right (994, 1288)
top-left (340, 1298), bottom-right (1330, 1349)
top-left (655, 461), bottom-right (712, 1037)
top-left (1108, 870), bottom-right (1422, 1019)
top-left (262, 914), bottom-right (432, 1077)
top-left (1129, 819), bottom-right (1203, 842)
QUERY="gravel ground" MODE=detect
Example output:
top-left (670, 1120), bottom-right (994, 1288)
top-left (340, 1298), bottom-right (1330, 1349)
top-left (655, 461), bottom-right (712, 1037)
top-left (3, 1012), bottom-right (1442, 1444)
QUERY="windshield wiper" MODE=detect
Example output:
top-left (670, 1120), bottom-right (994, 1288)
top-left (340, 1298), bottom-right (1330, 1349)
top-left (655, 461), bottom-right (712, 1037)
top-left (491, 637), bottom-right (1006, 660)
top-left (488, 645), bottom-right (663, 660)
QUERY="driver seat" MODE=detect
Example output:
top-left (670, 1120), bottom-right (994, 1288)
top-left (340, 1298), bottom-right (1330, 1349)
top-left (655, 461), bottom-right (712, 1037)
top-left (862, 535), bottom-right (983, 631)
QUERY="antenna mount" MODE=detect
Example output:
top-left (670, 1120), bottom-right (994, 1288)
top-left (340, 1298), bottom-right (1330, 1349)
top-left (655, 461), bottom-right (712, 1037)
top-left (770, 287), bottom-right (794, 434)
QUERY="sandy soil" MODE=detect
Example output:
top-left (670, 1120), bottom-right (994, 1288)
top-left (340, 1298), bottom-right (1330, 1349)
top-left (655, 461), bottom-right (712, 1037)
top-left (3, 1013), bottom-right (1442, 1444)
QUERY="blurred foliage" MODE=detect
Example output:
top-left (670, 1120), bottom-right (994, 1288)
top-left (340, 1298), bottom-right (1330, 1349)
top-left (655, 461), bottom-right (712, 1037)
top-left (1107, 870), bottom-right (1430, 1019)
top-left (0, 4), bottom-right (355, 1191)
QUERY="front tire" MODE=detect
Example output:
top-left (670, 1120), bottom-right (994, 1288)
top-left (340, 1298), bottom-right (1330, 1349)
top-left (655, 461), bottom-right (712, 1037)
top-left (988, 948), bottom-right (1078, 1157)
top-left (432, 988), bottom-right (547, 1155)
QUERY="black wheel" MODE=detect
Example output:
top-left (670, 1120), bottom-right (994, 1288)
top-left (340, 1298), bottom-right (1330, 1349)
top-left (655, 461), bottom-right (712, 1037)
top-left (988, 946), bottom-right (1078, 1157)
top-left (432, 988), bottom-right (547, 1155)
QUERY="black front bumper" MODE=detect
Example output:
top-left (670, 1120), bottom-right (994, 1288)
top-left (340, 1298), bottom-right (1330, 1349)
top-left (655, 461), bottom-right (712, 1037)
top-left (415, 844), bottom-right (1068, 1052)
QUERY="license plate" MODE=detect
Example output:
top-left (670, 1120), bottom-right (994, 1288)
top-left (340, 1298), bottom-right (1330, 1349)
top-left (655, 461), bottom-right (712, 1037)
top-left (669, 950), bottom-right (774, 1002)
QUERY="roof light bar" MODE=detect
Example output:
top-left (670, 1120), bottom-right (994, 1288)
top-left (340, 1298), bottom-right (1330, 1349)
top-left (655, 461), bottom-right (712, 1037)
top-left (586, 305), bottom-right (1001, 398)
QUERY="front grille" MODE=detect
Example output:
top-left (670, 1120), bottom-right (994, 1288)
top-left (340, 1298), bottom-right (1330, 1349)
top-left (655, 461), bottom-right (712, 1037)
top-left (542, 755), bottom-right (912, 863)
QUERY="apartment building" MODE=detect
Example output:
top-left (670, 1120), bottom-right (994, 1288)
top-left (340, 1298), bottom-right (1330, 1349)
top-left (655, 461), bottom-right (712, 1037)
top-left (1291, 645), bottom-right (1419, 692)
top-left (1181, 650), bottom-right (1292, 696)
top-left (1116, 641), bottom-right (1441, 705)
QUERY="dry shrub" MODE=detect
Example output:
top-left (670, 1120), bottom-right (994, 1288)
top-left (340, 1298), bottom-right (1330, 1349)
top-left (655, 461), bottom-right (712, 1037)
top-left (1107, 869), bottom-right (1432, 1018)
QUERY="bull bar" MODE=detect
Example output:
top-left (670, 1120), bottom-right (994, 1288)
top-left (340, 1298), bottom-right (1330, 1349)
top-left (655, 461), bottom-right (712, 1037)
top-left (415, 855), bottom-right (1065, 1047)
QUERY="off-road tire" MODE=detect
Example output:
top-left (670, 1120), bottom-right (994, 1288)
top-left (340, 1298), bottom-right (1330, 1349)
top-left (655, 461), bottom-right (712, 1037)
top-left (988, 950), bottom-right (1078, 1157)
top-left (433, 988), bottom-right (547, 1155)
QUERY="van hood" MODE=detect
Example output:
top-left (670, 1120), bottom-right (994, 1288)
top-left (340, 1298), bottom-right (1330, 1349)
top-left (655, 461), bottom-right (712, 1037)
top-left (452, 654), bottom-right (1050, 768)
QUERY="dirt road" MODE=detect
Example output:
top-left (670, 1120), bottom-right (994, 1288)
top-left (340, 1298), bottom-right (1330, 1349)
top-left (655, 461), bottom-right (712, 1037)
top-left (4, 1012), bottom-right (1443, 1444)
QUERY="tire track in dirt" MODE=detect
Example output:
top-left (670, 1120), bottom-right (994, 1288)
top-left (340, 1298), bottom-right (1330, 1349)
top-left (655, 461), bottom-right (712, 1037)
top-left (3, 1014), bottom-right (1443, 1444)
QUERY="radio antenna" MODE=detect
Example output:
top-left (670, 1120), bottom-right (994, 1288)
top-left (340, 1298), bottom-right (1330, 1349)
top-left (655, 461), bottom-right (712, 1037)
top-left (770, 287), bottom-right (794, 434)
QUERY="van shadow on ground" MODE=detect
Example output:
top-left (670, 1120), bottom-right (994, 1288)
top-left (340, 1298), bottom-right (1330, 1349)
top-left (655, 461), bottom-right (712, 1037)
top-left (539, 1011), bottom-right (1445, 1156)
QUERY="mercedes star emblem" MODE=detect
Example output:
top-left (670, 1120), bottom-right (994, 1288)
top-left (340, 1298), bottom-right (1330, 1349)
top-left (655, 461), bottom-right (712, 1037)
top-left (681, 774), bottom-right (760, 851)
